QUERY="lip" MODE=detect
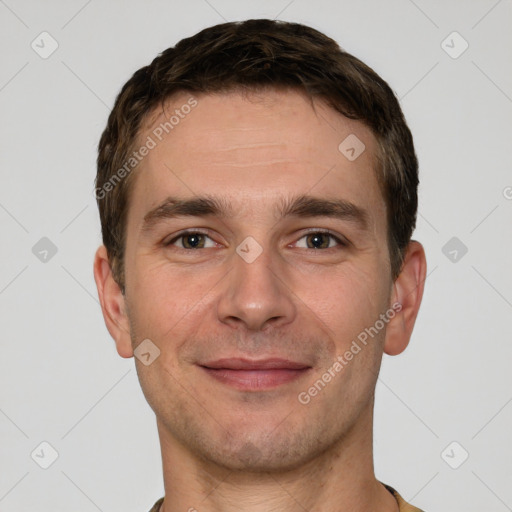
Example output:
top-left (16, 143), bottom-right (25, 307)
top-left (199, 358), bottom-right (311, 391)
top-left (201, 358), bottom-right (310, 370)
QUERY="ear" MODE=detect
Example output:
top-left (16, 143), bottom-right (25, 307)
top-left (383, 241), bottom-right (427, 356)
top-left (93, 245), bottom-right (133, 358)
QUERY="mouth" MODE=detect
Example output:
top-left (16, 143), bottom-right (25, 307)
top-left (198, 358), bottom-right (312, 391)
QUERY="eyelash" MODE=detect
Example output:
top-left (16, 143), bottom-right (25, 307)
top-left (164, 229), bottom-right (348, 250)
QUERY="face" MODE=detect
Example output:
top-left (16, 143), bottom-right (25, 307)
top-left (120, 89), bottom-right (396, 472)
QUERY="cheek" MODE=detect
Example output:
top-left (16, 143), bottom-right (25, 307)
top-left (130, 256), bottom-right (192, 306)
top-left (302, 261), bottom-right (389, 348)
top-left (125, 259), bottom-right (181, 345)
top-left (126, 257), bottom-right (223, 349)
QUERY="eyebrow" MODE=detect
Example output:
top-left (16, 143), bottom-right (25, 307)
top-left (141, 194), bottom-right (370, 233)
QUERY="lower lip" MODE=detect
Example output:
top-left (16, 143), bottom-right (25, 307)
top-left (200, 367), bottom-right (310, 391)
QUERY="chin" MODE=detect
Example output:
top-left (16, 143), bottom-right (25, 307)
top-left (202, 428), bottom-right (326, 474)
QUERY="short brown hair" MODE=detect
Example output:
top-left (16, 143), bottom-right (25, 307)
top-left (96, 19), bottom-right (418, 293)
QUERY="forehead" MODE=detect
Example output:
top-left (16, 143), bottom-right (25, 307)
top-left (128, 89), bottom-right (386, 230)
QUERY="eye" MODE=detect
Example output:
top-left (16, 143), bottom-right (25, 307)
top-left (294, 231), bottom-right (346, 250)
top-left (165, 231), bottom-right (217, 249)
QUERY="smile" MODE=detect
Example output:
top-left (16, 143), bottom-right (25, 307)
top-left (199, 358), bottom-right (312, 391)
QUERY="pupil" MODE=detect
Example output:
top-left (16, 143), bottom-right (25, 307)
top-left (186, 234), bottom-right (202, 248)
top-left (309, 233), bottom-right (327, 249)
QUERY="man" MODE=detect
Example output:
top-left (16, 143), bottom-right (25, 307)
top-left (93, 19), bottom-right (427, 512)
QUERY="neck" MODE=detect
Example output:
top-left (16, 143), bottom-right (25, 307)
top-left (156, 403), bottom-right (398, 512)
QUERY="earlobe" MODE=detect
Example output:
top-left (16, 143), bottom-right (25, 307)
top-left (93, 245), bottom-right (134, 358)
top-left (383, 241), bottom-right (427, 356)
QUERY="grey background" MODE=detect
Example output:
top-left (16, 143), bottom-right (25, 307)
top-left (1, 1), bottom-right (511, 511)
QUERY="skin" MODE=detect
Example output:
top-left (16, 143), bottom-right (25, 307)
top-left (94, 89), bottom-right (426, 512)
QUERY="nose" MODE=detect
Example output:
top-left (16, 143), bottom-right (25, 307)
top-left (216, 244), bottom-right (297, 332)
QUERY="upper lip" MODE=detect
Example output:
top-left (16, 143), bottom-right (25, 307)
top-left (200, 358), bottom-right (311, 370)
